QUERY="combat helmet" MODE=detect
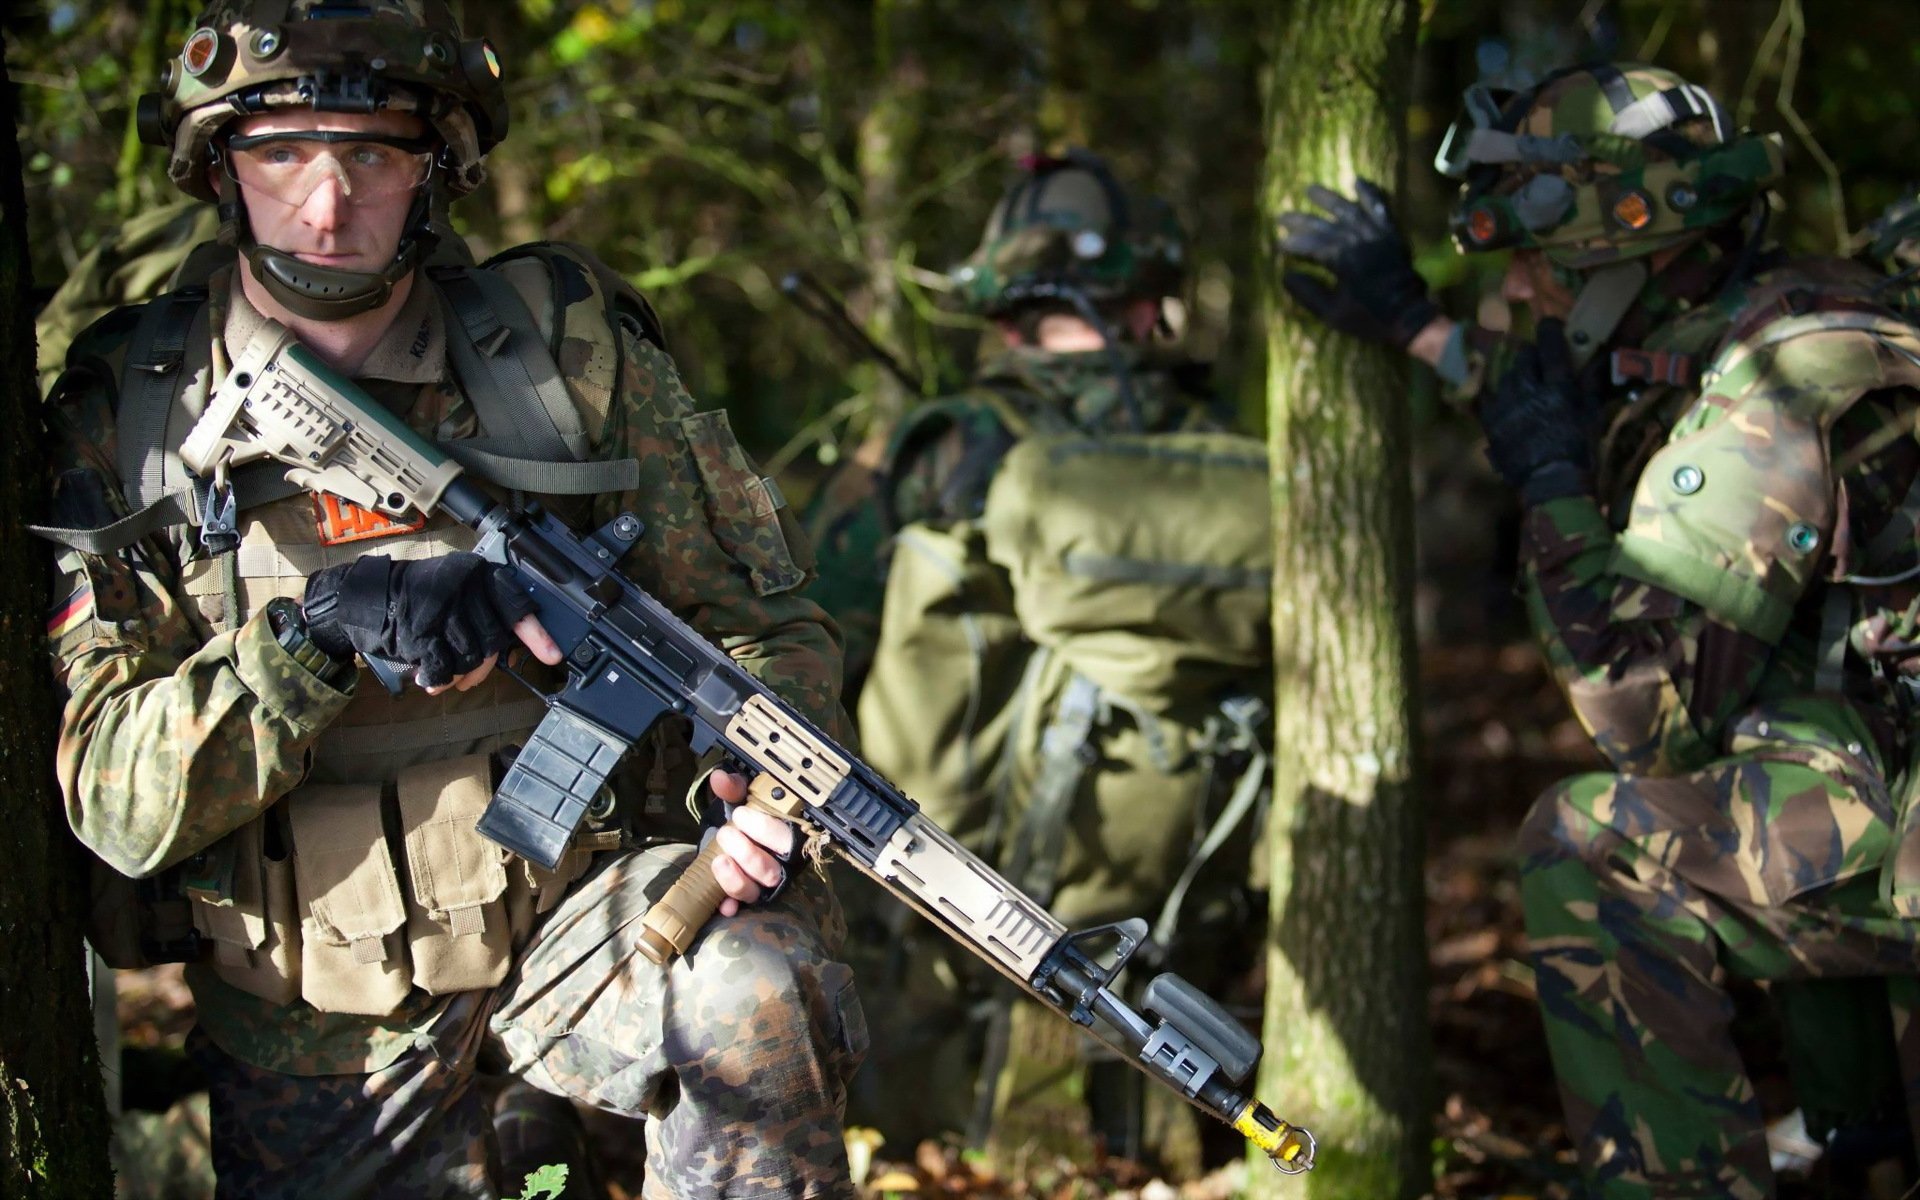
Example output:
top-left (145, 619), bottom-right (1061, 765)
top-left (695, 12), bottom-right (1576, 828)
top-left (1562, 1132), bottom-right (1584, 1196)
top-left (951, 149), bottom-right (1186, 318)
top-left (1436, 63), bottom-right (1783, 363)
top-left (136, 0), bottom-right (508, 320)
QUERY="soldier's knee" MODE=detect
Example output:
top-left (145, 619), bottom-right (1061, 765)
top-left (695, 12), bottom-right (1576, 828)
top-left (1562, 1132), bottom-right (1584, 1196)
top-left (672, 905), bottom-right (867, 1084)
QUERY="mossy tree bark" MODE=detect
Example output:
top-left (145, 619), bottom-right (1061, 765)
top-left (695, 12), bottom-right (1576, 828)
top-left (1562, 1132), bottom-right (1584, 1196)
top-left (1252, 3), bottom-right (1431, 1197)
top-left (0, 36), bottom-right (117, 1200)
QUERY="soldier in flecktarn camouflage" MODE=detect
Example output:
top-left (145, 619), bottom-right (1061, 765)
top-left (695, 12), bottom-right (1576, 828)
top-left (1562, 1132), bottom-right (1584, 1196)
top-left (1282, 63), bottom-right (1920, 1199)
top-left (37, 3), bottom-right (864, 1197)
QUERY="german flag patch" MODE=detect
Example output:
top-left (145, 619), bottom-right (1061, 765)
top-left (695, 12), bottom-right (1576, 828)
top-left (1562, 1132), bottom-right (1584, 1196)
top-left (47, 581), bottom-right (94, 639)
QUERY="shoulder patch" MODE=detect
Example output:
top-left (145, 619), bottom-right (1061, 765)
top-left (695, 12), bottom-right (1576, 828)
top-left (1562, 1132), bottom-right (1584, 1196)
top-left (47, 580), bottom-right (93, 640)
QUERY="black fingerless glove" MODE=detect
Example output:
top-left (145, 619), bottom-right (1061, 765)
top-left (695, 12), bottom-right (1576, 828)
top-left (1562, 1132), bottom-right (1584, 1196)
top-left (1276, 177), bottom-right (1440, 349)
top-left (1475, 319), bottom-right (1594, 504)
top-left (303, 552), bottom-right (536, 688)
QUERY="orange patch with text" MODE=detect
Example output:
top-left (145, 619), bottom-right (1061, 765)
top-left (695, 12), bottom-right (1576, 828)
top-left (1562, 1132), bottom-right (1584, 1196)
top-left (313, 494), bottom-right (428, 546)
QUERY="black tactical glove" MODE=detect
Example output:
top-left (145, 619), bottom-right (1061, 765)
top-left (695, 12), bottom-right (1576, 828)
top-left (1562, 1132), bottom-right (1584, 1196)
top-left (1475, 319), bottom-right (1594, 504)
top-left (1276, 178), bottom-right (1440, 349)
top-left (302, 552), bottom-right (536, 688)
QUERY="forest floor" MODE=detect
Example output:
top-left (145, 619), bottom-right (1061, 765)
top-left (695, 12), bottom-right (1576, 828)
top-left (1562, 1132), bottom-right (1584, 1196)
top-left (108, 640), bottom-right (1863, 1199)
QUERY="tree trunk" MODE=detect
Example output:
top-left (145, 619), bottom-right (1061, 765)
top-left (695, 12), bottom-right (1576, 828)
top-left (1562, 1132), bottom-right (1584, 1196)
top-left (854, 0), bottom-right (925, 421)
top-left (1253, 3), bottom-right (1430, 1197)
top-left (0, 37), bottom-right (117, 1200)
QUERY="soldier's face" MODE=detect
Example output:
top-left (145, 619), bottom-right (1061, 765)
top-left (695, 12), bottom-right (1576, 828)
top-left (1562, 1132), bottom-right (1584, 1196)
top-left (1502, 250), bottom-right (1576, 323)
top-left (225, 109), bottom-right (432, 274)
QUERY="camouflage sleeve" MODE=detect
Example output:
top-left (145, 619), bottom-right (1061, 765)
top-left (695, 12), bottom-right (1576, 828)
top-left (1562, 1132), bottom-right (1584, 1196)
top-left (1517, 492), bottom-right (1772, 775)
top-left (44, 337), bottom-right (354, 879)
top-left (591, 333), bottom-right (846, 734)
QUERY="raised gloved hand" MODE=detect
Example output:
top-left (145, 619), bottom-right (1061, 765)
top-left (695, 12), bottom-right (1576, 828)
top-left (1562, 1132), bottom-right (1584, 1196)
top-left (1476, 319), bottom-right (1594, 503)
top-left (1276, 178), bottom-right (1439, 349)
top-left (302, 552), bottom-right (536, 689)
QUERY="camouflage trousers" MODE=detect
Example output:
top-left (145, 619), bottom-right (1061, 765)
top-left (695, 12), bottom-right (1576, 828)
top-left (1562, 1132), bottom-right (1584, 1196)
top-left (1519, 738), bottom-right (1920, 1200)
top-left (189, 844), bottom-right (868, 1200)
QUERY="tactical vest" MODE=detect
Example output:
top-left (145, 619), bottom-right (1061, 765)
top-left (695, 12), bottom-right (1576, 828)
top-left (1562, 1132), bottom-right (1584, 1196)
top-left (1603, 260), bottom-right (1920, 915)
top-left (857, 381), bottom-right (1270, 939)
top-left (63, 243), bottom-right (704, 1016)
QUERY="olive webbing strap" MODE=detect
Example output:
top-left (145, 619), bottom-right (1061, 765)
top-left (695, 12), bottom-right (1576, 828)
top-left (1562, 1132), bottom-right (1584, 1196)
top-left (28, 463), bottom-right (302, 555)
top-left (1151, 696), bottom-right (1271, 952)
top-left (435, 267), bottom-right (647, 494)
top-left (1565, 260), bottom-right (1650, 371)
top-left (317, 696), bottom-right (552, 759)
top-left (1815, 587), bottom-right (1854, 696)
top-left (1002, 670), bottom-right (1105, 910)
top-left (117, 288), bottom-right (209, 513)
top-left (439, 439), bottom-right (639, 496)
top-left (435, 267), bottom-right (590, 463)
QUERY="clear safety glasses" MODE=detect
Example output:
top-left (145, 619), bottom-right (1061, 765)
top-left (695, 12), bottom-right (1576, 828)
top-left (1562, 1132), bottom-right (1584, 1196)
top-left (223, 130), bottom-right (438, 208)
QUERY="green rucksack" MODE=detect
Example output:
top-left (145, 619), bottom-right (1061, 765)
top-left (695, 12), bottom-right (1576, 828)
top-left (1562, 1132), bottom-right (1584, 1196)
top-left (860, 416), bottom-right (1273, 932)
top-left (978, 429), bottom-right (1273, 935)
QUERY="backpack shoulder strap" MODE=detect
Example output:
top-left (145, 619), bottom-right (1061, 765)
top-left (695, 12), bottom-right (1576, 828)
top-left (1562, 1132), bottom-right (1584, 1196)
top-left (33, 286), bottom-right (312, 555)
top-left (880, 388), bottom-right (1035, 529)
top-left (433, 264), bottom-right (588, 462)
top-left (116, 286), bottom-right (208, 513)
top-left (430, 256), bottom-right (640, 496)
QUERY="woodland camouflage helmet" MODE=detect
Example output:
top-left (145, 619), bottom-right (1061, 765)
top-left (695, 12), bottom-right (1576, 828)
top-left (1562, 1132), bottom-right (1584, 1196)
top-left (139, 0), bottom-right (507, 203)
top-left (952, 149), bottom-right (1186, 316)
top-left (136, 0), bottom-right (507, 320)
top-left (1438, 62), bottom-right (1783, 269)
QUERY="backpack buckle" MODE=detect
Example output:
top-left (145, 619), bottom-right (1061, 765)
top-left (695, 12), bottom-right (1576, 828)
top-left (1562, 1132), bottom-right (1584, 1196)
top-left (193, 471), bottom-right (239, 555)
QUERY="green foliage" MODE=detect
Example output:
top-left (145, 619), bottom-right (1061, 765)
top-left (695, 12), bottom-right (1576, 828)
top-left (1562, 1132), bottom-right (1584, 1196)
top-left (510, 1162), bottom-right (569, 1200)
top-left (8, 0), bottom-right (1920, 492)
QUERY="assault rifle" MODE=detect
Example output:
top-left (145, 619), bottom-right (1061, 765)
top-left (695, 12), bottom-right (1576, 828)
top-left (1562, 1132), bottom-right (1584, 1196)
top-left (179, 321), bottom-right (1316, 1175)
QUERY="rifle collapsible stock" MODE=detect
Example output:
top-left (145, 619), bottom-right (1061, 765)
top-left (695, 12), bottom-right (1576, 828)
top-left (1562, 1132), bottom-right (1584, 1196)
top-left (179, 321), bottom-right (1316, 1174)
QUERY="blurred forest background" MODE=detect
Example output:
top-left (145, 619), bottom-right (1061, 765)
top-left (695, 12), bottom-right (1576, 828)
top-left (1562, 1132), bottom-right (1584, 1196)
top-left (7, 0), bottom-right (1920, 1197)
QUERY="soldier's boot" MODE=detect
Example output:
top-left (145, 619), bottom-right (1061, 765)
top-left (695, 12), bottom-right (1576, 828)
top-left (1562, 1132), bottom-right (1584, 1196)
top-left (493, 1080), bottom-right (602, 1200)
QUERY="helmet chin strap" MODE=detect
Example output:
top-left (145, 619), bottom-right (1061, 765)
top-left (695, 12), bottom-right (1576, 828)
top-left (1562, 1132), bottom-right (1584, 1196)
top-left (1561, 260), bottom-right (1651, 371)
top-left (218, 169), bottom-right (437, 322)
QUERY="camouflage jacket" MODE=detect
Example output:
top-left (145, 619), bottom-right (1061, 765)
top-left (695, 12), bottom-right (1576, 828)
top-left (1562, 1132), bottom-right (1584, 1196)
top-left (44, 256), bottom-right (842, 1072)
top-left (1518, 256), bottom-right (1920, 778)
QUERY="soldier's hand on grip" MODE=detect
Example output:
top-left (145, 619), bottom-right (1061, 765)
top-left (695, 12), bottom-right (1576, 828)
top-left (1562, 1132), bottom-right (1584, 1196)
top-left (1276, 178), bottom-right (1439, 349)
top-left (1475, 319), bottom-right (1593, 503)
top-left (303, 551), bottom-right (536, 688)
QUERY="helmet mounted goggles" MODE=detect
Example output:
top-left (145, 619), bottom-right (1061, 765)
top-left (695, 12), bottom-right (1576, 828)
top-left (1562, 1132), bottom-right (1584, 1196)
top-left (1436, 65), bottom-right (1783, 265)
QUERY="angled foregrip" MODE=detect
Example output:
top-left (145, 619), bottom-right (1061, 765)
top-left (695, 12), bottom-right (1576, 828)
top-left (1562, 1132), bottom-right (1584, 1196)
top-left (637, 767), bottom-right (809, 965)
top-left (636, 836), bottom-right (729, 964)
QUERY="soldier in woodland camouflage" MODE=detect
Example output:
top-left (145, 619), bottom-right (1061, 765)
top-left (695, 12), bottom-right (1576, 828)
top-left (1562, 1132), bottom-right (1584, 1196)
top-left (1283, 63), bottom-right (1920, 1198)
top-left (41, 3), bottom-right (862, 1196)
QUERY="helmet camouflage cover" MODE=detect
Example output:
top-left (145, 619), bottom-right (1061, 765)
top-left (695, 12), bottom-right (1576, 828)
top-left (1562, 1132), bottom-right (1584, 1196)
top-left (952, 149), bottom-right (1186, 315)
top-left (139, 0), bottom-right (508, 202)
top-left (1437, 62), bottom-right (1784, 268)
